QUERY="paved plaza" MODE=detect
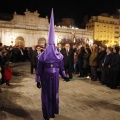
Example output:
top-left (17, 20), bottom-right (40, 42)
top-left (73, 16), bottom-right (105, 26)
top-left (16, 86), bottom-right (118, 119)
top-left (0, 62), bottom-right (120, 120)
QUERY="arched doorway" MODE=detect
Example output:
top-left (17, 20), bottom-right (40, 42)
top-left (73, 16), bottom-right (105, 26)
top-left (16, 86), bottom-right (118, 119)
top-left (38, 38), bottom-right (46, 48)
top-left (15, 36), bottom-right (25, 47)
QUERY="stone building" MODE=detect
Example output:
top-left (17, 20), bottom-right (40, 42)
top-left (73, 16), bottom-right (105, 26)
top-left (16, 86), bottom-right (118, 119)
top-left (0, 10), bottom-right (93, 47)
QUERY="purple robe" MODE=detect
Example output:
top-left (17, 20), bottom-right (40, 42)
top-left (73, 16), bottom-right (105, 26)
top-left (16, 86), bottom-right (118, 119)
top-left (36, 60), bottom-right (66, 119)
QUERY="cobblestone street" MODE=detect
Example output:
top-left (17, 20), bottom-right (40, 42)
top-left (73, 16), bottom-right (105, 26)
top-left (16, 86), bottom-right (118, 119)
top-left (0, 62), bottom-right (120, 120)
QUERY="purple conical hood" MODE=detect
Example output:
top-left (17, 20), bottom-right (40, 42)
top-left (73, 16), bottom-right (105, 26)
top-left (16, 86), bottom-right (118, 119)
top-left (38, 8), bottom-right (63, 63)
top-left (48, 8), bottom-right (55, 44)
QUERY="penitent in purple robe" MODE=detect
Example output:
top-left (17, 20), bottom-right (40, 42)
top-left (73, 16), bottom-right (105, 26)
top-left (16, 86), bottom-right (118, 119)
top-left (36, 59), bottom-right (66, 119)
top-left (36, 8), bottom-right (67, 119)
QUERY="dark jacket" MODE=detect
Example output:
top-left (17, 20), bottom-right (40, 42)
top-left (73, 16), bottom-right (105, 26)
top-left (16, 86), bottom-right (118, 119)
top-left (98, 50), bottom-right (106, 67)
top-left (102, 53), bottom-right (113, 68)
top-left (77, 47), bottom-right (84, 63)
top-left (29, 47), bottom-right (35, 62)
top-left (61, 48), bottom-right (74, 66)
top-left (83, 51), bottom-right (91, 68)
top-left (110, 53), bottom-right (120, 71)
top-left (32, 50), bottom-right (43, 67)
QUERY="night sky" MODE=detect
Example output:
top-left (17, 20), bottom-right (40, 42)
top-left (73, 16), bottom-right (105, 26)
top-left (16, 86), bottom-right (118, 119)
top-left (0, 0), bottom-right (120, 25)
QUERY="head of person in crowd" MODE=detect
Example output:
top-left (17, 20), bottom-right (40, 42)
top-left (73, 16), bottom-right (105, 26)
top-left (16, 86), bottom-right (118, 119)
top-left (57, 43), bottom-right (62, 49)
top-left (113, 46), bottom-right (119, 54)
top-left (91, 44), bottom-right (98, 51)
top-left (106, 47), bottom-right (112, 54)
top-left (36, 45), bottom-right (41, 52)
top-left (101, 44), bottom-right (107, 51)
top-left (93, 43), bottom-right (98, 48)
top-left (65, 43), bottom-right (70, 50)
top-left (32, 45), bottom-right (36, 50)
top-left (2, 49), bottom-right (7, 55)
top-left (72, 44), bottom-right (76, 49)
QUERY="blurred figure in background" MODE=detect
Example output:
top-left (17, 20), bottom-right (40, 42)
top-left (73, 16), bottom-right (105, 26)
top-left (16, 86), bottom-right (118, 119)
top-left (89, 45), bottom-right (98, 81)
top-left (57, 43), bottom-right (63, 53)
top-left (29, 45), bottom-right (36, 74)
top-left (109, 46), bottom-right (120, 89)
top-left (83, 46), bottom-right (91, 77)
top-left (101, 47), bottom-right (112, 85)
top-left (61, 43), bottom-right (74, 79)
top-left (97, 45), bottom-right (107, 81)
top-left (0, 50), bottom-right (9, 84)
top-left (77, 45), bottom-right (84, 77)
top-left (4, 62), bottom-right (12, 86)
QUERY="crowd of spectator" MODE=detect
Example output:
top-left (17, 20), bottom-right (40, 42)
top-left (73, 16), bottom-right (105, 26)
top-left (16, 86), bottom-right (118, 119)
top-left (0, 43), bottom-right (45, 88)
top-left (57, 43), bottom-right (120, 89)
top-left (0, 42), bottom-right (120, 91)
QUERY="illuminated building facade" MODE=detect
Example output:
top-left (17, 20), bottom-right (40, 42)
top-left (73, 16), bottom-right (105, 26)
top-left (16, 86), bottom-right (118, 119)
top-left (0, 10), bottom-right (93, 47)
top-left (86, 14), bottom-right (120, 46)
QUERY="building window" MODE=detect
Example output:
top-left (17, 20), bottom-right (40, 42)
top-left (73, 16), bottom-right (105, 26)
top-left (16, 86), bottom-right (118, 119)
top-left (115, 27), bottom-right (119, 29)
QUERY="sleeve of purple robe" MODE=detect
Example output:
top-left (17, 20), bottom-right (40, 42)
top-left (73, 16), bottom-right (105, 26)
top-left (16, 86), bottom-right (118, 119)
top-left (35, 60), bottom-right (43, 82)
top-left (59, 60), bottom-right (66, 78)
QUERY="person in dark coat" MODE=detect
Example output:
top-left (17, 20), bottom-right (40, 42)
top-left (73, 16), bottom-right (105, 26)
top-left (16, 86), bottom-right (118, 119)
top-left (32, 45), bottom-right (42, 71)
top-left (77, 45), bottom-right (84, 77)
top-left (12, 46), bottom-right (19, 62)
top-left (29, 45), bottom-right (36, 74)
top-left (83, 47), bottom-right (91, 77)
top-left (36, 9), bottom-right (69, 120)
top-left (109, 46), bottom-right (120, 89)
top-left (57, 43), bottom-right (63, 53)
top-left (18, 47), bottom-right (25, 62)
top-left (97, 45), bottom-right (107, 81)
top-left (61, 43), bottom-right (74, 79)
top-left (101, 47), bottom-right (113, 85)
top-left (1, 50), bottom-right (9, 84)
